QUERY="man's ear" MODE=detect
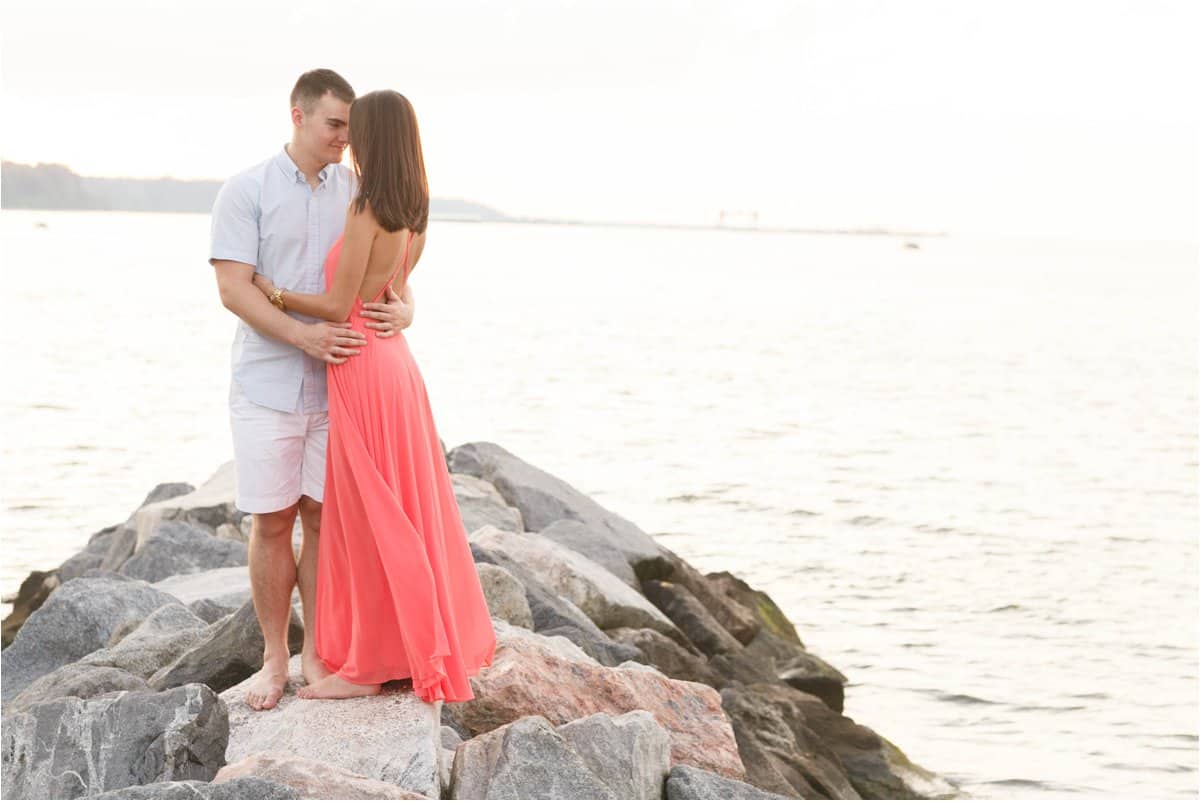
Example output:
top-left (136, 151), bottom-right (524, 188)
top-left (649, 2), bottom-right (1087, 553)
top-left (290, 106), bottom-right (303, 128)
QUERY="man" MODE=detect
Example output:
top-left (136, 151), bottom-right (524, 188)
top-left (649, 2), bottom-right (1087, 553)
top-left (209, 69), bottom-right (416, 711)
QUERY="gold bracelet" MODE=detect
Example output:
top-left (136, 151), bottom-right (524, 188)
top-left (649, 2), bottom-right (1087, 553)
top-left (269, 288), bottom-right (286, 312)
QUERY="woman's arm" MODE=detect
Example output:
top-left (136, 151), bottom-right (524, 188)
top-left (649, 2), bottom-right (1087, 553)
top-left (253, 204), bottom-right (378, 322)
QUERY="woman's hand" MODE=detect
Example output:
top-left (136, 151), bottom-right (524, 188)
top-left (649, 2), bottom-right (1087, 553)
top-left (252, 272), bottom-right (277, 299)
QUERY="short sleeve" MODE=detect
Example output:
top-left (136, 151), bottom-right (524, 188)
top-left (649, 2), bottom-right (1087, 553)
top-left (209, 174), bottom-right (259, 267)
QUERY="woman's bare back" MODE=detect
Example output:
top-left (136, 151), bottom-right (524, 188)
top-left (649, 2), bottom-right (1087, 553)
top-left (358, 226), bottom-right (426, 302)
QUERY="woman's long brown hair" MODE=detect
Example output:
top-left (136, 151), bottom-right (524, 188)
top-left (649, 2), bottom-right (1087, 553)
top-left (348, 90), bottom-right (429, 234)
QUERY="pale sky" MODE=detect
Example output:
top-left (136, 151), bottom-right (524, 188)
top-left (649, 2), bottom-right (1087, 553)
top-left (2, 0), bottom-right (1196, 240)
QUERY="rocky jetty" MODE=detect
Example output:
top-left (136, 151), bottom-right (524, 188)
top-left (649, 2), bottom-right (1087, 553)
top-left (1, 442), bottom-right (960, 800)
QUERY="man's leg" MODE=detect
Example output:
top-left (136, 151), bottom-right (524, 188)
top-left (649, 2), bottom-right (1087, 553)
top-left (244, 504), bottom-right (299, 710)
top-left (296, 495), bottom-right (331, 684)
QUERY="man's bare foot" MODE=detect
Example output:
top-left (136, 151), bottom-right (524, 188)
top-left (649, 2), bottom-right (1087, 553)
top-left (301, 650), bottom-right (333, 686)
top-left (244, 658), bottom-right (289, 711)
top-left (297, 673), bottom-right (381, 700)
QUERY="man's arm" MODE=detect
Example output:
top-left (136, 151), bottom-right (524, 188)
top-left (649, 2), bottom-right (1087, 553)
top-left (212, 259), bottom-right (365, 364)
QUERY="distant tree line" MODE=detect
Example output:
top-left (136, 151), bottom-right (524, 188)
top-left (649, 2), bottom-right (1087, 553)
top-left (1, 161), bottom-right (505, 220)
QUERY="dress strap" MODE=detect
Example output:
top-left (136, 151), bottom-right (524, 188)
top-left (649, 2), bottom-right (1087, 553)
top-left (371, 230), bottom-right (414, 303)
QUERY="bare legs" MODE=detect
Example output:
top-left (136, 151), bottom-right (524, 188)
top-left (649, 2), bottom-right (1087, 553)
top-left (296, 495), bottom-right (332, 686)
top-left (244, 503), bottom-right (298, 710)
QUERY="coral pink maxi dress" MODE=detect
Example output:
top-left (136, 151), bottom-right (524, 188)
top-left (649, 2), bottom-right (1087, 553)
top-left (313, 229), bottom-right (496, 702)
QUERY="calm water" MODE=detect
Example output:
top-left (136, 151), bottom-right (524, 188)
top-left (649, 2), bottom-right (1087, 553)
top-left (2, 210), bottom-right (1196, 798)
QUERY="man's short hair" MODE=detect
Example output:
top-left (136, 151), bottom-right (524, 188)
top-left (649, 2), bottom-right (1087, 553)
top-left (290, 69), bottom-right (355, 113)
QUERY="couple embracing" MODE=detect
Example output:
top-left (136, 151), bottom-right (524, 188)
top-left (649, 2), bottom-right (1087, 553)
top-left (209, 68), bottom-right (495, 711)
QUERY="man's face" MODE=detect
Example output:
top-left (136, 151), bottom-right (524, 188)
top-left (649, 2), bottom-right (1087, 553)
top-left (296, 91), bottom-right (350, 166)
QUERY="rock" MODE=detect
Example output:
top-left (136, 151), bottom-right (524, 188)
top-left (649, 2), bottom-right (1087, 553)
top-left (660, 549), bottom-right (761, 645)
top-left (149, 600), bottom-right (304, 693)
top-left (120, 521), bottom-right (248, 584)
top-left (447, 442), bottom-right (671, 580)
top-left (470, 542), bottom-right (637, 666)
top-left (82, 603), bottom-right (210, 678)
top-left (719, 683), bottom-right (862, 799)
top-left (535, 625), bottom-right (643, 667)
top-left (665, 764), bottom-right (791, 799)
top-left (1, 575), bottom-right (179, 704)
top-left (215, 523), bottom-right (248, 544)
top-left (7, 663), bottom-right (151, 713)
top-left (446, 619), bottom-right (744, 781)
top-left (86, 777), bottom-right (298, 799)
top-left (472, 526), bottom-right (678, 636)
top-left (734, 625), bottom-right (848, 713)
top-left (442, 725), bottom-right (464, 750)
top-left (220, 654), bottom-right (441, 799)
top-left (140, 482), bottom-right (198, 508)
top-left (58, 526), bottom-right (115, 581)
top-left (557, 710), bottom-right (671, 800)
top-left (706, 571), bottom-right (804, 645)
top-left (452, 473), bottom-right (524, 534)
top-left (606, 627), bottom-right (723, 687)
top-left (1, 684), bottom-right (228, 799)
top-left (476, 563), bottom-right (534, 629)
top-left (707, 649), bottom-right (779, 688)
top-left (132, 462), bottom-right (238, 547)
top-left (152, 566), bottom-right (253, 612)
top-left (0, 569), bottom-right (58, 648)
top-left (189, 599), bottom-right (235, 624)
top-left (738, 683), bottom-right (950, 800)
top-left (642, 580), bottom-right (743, 658)
top-left (99, 524), bottom-right (139, 572)
top-left (215, 752), bottom-right (427, 799)
top-left (537, 519), bottom-right (639, 588)
top-left (449, 715), bottom-right (616, 799)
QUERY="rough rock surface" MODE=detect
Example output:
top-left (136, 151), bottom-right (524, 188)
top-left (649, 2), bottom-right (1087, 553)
top-left (219, 654), bottom-right (442, 799)
top-left (1, 684), bottom-right (228, 799)
top-left (120, 521), bottom-right (247, 584)
top-left (557, 710), bottom-right (672, 800)
top-left (215, 752), bottom-right (429, 799)
top-left (665, 764), bottom-right (791, 800)
top-left (475, 562), bottom-right (534, 629)
top-left (452, 472), bottom-right (524, 534)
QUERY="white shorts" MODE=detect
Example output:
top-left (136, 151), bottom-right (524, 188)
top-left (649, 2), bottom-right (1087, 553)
top-left (228, 381), bottom-right (328, 514)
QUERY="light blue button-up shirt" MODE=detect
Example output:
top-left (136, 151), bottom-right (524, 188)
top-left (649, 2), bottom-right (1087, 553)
top-left (209, 145), bottom-right (358, 414)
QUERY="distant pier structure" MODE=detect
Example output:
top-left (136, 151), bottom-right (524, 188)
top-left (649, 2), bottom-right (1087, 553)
top-left (717, 210), bottom-right (759, 228)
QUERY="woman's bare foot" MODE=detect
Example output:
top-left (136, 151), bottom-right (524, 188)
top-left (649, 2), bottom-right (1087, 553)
top-left (297, 673), bottom-right (381, 700)
top-left (301, 649), bottom-right (333, 686)
top-left (244, 657), bottom-right (289, 711)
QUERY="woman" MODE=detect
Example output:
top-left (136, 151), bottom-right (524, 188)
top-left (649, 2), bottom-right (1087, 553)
top-left (250, 90), bottom-right (496, 703)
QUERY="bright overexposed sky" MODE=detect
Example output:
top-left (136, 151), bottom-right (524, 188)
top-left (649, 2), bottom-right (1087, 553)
top-left (2, 0), bottom-right (1197, 240)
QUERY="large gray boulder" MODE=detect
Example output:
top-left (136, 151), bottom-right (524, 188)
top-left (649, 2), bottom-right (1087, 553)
top-left (219, 654), bottom-right (442, 799)
top-left (131, 462), bottom-right (239, 546)
top-left (214, 753), bottom-right (429, 800)
top-left (120, 521), bottom-right (248, 584)
top-left (1, 684), bottom-right (228, 799)
top-left (471, 525), bottom-right (678, 636)
top-left (606, 626), bottom-right (723, 687)
top-left (152, 566), bottom-right (254, 614)
top-left (149, 600), bottom-right (304, 693)
top-left (452, 473), bottom-right (524, 534)
top-left (537, 519), bottom-right (638, 588)
top-left (1, 574), bottom-right (179, 704)
top-left (7, 663), bottom-right (151, 713)
top-left (557, 710), bottom-right (672, 800)
top-left (449, 715), bottom-right (616, 799)
top-left (665, 764), bottom-right (791, 799)
top-left (447, 442), bottom-right (671, 580)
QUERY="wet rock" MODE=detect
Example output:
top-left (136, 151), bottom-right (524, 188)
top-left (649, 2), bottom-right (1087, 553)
top-left (642, 580), bottom-right (743, 657)
top-left (606, 627), bottom-right (723, 687)
top-left (706, 571), bottom-right (804, 645)
top-left (660, 549), bottom-right (761, 645)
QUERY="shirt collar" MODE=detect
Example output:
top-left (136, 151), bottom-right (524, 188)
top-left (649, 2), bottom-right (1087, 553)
top-left (275, 144), bottom-right (329, 184)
